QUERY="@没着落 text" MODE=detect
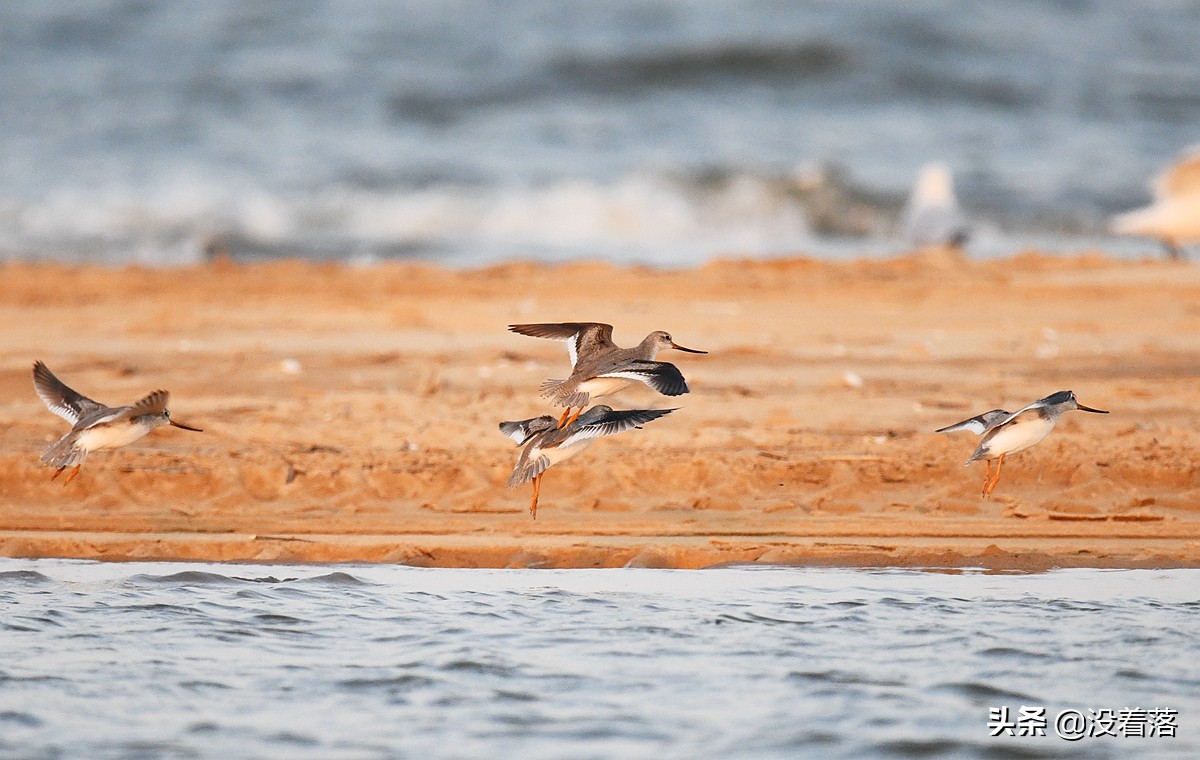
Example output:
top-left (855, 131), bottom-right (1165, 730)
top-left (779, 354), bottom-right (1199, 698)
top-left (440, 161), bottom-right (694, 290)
top-left (989, 707), bottom-right (1177, 740)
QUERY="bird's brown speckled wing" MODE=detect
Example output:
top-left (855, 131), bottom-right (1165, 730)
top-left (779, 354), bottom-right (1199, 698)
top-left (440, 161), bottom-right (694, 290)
top-left (509, 322), bottom-right (616, 368)
top-left (124, 390), bottom-right (170, 420)
top-left (33, 361), bottom-right (108, 425)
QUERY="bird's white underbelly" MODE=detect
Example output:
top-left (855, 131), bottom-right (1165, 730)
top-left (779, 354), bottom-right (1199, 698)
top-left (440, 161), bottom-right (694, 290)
top-left (1113, 196), bottom-right (1200, 241)
top-left (539, 439), bottom-right (595, 469)
top-left (76, 422), bottom-right (152, 451)
top-left (578, 376), bottom-right (636, 399)
top-left (982, 416), bottom-right (1056, 458)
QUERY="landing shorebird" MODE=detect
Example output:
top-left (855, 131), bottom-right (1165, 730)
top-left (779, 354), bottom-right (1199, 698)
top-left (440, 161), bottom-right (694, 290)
top-left (1112, 146), bottom-right (1200, 260)
top-left (937, 391), bottom-right (1107, 498)
top-left (508, 322), bottom-right (705, 428)
top-left (33, 361), bottom-right (203, 484)
top-left (499, 405), bottom-right (674, 518)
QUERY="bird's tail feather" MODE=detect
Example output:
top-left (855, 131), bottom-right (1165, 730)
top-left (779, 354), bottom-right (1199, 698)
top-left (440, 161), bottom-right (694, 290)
top-left (507, 455), bottom-right (550, 487)
top-left (538, 379), bottom-right (589, 409)
top-left (41, 435), bottom-right (86, 469)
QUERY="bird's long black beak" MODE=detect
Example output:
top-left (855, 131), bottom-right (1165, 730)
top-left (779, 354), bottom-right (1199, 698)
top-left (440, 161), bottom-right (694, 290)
top-left (169, 419), bottom-right (204, 432)
top-left (1076, 404), bottom-right (1108, 414)
top-left (670, 342), bottom-right (707, 354)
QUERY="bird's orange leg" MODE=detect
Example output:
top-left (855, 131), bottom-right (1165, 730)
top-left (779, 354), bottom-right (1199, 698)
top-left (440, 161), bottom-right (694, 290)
top-left (981, 459), bottom-right (992, 498)
top-left (530, 474), bottom-right (542, 519)
top-left (61, 465), bottom-right (81, 486)
top-left (557, 407), bottom-right (574, 429)
top-left (51, 467), bottom-right (64, 481)
top-left (985, 454), bottom-right (1005, 497)
top-left (565, 408), bottom-right (582, 427)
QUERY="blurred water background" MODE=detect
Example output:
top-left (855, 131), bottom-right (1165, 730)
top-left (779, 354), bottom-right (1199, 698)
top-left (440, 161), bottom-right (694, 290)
top-left (2, 560), bottom-right (1198, 759)
top-left (1, 1), bottom-right (1198, 266)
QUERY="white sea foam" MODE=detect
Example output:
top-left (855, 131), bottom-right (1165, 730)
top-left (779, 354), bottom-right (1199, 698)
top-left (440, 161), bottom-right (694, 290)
top-left (0, 171), bottom-right (835, 266)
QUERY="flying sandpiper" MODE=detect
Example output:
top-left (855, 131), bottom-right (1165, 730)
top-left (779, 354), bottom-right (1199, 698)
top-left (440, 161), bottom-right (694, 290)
top-left (937, 390), bottom-right (1107, 497)
top-left (33, 361), bottom-right (203, 484)
top-left (499, 405), bottom-right (674, 518)
top-left (508, 322), bottom-right (705, 428)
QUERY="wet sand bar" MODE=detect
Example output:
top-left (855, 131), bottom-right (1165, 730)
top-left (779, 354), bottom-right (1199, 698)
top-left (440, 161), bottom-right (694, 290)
top-left (1, 252), bottom-right (1199, 569)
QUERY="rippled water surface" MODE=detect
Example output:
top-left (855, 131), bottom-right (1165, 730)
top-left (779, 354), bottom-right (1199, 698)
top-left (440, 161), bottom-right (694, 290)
top-left (2, 561), bottom-right (1198, 759)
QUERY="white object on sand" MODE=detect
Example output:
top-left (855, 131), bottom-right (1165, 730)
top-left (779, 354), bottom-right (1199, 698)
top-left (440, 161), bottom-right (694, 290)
top-left (900, 162), bottom-right (969, 249)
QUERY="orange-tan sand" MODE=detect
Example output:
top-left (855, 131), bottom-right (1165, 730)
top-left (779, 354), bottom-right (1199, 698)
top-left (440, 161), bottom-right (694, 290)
top-left (2, 251), bottom-right (1199, 569)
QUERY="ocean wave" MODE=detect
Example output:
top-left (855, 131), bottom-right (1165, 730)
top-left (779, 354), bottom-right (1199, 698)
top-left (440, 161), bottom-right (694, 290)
top-left (554, 40), bottom-right (853, 92)
top-left (386, 39), bottom-right (854, 126)
top-left (126, 570), bottom-right (247, 586)
top-left (0, 570), bottom-right (52, 584)
top-left (0, 164), bottom-right (1147, 267)
top-left (0, 168), bottom-right (904, 266)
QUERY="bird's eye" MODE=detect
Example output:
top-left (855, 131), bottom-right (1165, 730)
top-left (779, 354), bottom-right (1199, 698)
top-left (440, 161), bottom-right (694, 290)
top-left (663, 334), bottom-right (671, 341)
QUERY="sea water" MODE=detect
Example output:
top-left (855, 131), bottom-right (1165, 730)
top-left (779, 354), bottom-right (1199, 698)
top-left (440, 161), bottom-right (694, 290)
top-left (1, 1), bottom-right (1198, 265)
top-left (2, 560), bottom-right (1197, 759)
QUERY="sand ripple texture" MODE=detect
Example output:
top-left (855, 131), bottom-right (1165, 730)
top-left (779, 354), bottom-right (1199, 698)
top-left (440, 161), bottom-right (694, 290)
top-left (2, 561), bottom-right (1199, 759)
top-left (2, 256), bottom-right (1200, 568)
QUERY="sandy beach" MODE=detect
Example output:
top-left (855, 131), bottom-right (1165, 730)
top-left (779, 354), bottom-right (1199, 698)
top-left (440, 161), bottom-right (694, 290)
top-left (1, 251), bottom-right (1198, 569)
